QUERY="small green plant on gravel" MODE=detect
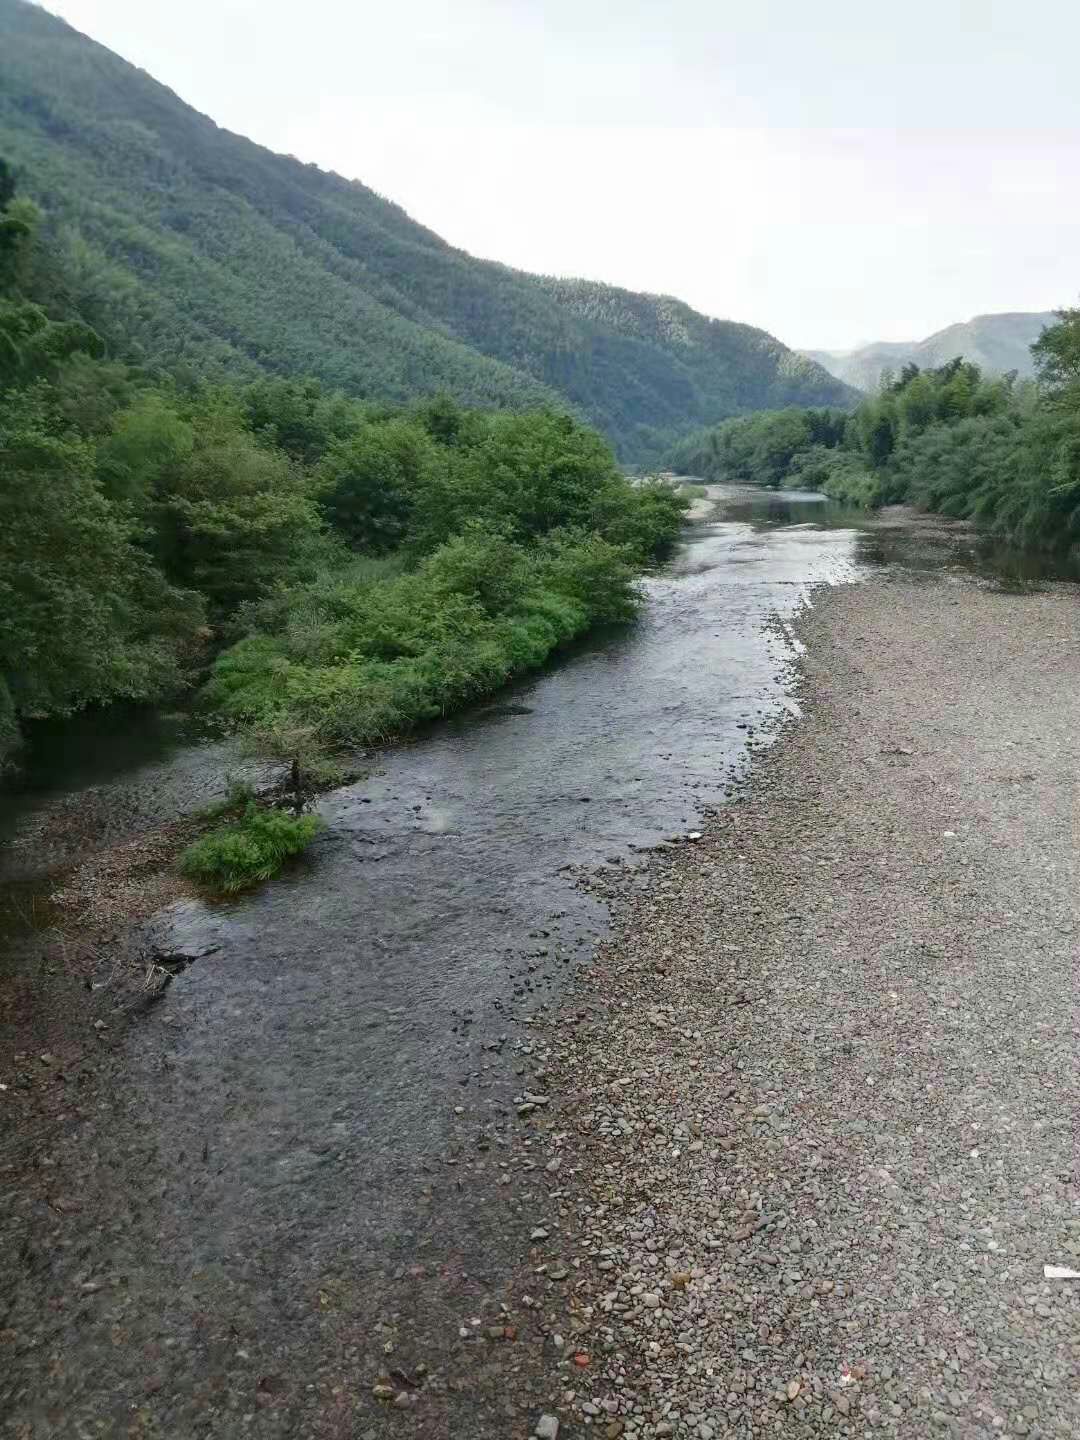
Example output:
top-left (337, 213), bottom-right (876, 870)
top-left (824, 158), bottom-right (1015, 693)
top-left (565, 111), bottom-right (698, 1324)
top-left (196, 777), bottom-right (258, 824)
top-left (180, 804), bottom-right (323, 894)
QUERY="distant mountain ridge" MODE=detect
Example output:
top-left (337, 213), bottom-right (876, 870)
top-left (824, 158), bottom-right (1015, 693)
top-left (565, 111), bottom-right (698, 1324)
top-left (802, 312), bottom-right (1057, 393)
top-left (0, 0), bottom-right (855, 458)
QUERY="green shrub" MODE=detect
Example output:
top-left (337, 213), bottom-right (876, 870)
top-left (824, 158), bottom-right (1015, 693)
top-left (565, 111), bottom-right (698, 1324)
top-left (180, 804), bottom-right (323, 893)
top-left (821, 456), bottom-right (882, 507)
top-left (196, 777), bottom-right (257, 823)
top-left (203, 526), bottom-right (644, 748)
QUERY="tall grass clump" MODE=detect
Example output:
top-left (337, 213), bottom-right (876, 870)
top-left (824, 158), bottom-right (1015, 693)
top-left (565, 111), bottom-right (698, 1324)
top-left (180, 804), bottom-right (323, 893)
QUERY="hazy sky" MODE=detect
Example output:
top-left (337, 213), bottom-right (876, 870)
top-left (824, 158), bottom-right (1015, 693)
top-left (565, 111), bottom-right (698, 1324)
top-left (40, 1), bottom-right (1080, 349)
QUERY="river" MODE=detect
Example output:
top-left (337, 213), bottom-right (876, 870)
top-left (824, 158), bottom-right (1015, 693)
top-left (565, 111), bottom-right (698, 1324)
top-left (0, 486), bottom-right (1058, 1436)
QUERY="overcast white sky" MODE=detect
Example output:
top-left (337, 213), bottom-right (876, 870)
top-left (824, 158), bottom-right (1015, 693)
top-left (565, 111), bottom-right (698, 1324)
top-left (39, 1), bottom-right (1080, 349)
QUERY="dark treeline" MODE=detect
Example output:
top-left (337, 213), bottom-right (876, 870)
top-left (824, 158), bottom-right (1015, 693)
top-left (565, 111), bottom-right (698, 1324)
top-left (669, 316), bottom-right (1080, 548)
top-left (0, 161), bottom-right (686, 771)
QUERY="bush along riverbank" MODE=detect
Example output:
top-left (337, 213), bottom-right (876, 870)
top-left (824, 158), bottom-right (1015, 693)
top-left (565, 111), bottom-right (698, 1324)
top-left (180, 802), bottom-right (324, 894)
top-left (668, 307), bottom-right (1080, 549)
top-left (202, 411), bottom-right (686, 762)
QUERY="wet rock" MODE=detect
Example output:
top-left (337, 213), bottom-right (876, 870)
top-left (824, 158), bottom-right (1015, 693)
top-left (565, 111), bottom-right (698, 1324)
top-left (140, 898), bottom-right (225, 973)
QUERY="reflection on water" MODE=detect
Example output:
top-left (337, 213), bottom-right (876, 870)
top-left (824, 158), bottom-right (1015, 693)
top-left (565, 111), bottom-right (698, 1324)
top-left (3, 705), bottom-right (191, 812)
top-left (0, 706), bottom-right (261, 894)
top-left (719, 487), bottom-right (864, 531)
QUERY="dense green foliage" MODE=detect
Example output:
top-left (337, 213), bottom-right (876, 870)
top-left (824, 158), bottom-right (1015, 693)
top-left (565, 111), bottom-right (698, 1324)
top-left (669, 408), bottom-right (848, 487)
top-left (0, 389), bottom-right (202, 723)
top-left (0, 0), bottom-right (853, 461)
top-left (204, 407), bottom-right (687, 751)
top-left (206, 525), bottom-right (655, 751)
top-left (180, 804), bottom-right (323, 893)
top-left (0, 159), bottom-right (686, 769)
top-left (200, 402), bottom-right (686, 757)
top-left (671, 321), bottom-right (1080, 550)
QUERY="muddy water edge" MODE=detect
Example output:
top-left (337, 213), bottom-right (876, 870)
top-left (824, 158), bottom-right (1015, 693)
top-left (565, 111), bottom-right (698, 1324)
top-left (0, 490), bottom-right (1055, 1438)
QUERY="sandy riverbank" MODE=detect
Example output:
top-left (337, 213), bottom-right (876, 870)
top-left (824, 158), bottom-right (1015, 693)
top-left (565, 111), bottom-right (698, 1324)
top-left (513, 569), bottom-right (1079, 1439)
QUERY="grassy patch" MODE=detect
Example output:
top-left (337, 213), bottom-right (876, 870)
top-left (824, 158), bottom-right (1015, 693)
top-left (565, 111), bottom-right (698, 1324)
top-left (195, 778), bottom-right (257, 824)
top-left (179, 804), bottom-right (323, 894)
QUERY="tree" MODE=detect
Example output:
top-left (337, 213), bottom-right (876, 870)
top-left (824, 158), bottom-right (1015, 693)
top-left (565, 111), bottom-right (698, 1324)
top-left (316, 420), bottom-right (436, 551)
top-left (0, 391), bottom-right (202, 759)
top-left (97, 392), bottom-right (194, 504)
top-left (858, 400), bottom-right (897, 466)
top-left (1031, 308), bottom-right (1080, 396)
top-left (241, 376), bottom-right (359, 465)
top-left (150, 406), bottom-right (330, 614)
top-left (897, 373), bottom-right (937, 434)
top-left (0, 158), bottom-right (15, 214)
top-left (0, 159), bottom-right (38, 294)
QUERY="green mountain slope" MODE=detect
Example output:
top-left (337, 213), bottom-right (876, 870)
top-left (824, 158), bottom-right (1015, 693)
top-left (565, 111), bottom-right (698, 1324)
top-left (0, 0), bottom-right (854, 457)
top-left (803, 312), bottom-right (1056, 393)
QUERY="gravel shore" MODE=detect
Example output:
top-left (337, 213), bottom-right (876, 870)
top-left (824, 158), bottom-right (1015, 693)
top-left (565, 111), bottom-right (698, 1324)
top-left (521, 572), bottom-right (1079, 1440)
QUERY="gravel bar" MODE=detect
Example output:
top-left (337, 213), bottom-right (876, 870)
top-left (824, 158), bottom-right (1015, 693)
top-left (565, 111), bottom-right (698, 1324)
top-left (522, 573), bottom-right (1079, 1440)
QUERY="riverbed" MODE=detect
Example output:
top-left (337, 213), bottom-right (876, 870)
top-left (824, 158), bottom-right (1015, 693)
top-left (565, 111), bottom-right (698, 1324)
top-left (0, 486), bottom-right (1059, 1437)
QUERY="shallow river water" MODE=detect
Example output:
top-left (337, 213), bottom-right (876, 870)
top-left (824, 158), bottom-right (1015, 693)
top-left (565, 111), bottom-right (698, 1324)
top-left (0, 487), bottom-right (1050, 1434)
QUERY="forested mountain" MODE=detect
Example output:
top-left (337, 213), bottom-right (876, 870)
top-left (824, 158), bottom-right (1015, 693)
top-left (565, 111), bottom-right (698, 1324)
top-left (0, 0), bottom-right (853, 459)
top-left (802, 312), bottom-right (1056, 394)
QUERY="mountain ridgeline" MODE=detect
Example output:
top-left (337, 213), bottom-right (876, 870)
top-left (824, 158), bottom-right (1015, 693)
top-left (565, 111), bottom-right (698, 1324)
top-left (802, 312), bottom-right (1056, 394)
top-left (0, 0), bottom-right (853, 460)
